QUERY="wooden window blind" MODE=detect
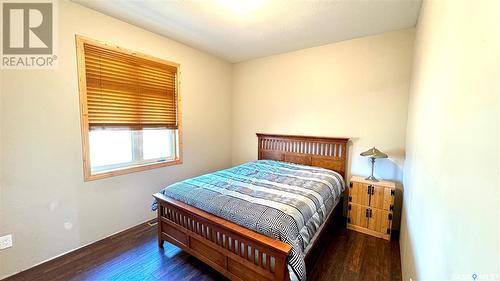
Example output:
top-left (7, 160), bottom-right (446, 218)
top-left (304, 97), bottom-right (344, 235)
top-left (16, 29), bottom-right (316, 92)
top-left (83, 43), bottom-right (178, 130)
top-left (76, 36), bottom-right (183, 181)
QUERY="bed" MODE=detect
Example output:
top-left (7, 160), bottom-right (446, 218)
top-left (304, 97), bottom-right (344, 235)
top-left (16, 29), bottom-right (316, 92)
top-left (153, 134), bottom-right (349, 281)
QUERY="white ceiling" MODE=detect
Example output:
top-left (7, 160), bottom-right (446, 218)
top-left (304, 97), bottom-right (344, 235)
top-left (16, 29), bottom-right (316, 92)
top-left (72, 0), bottom-right (421, 63)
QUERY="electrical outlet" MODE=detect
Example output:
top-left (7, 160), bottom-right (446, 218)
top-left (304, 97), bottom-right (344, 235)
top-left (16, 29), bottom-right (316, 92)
top-left (0, 234), bottom-right (13, 250)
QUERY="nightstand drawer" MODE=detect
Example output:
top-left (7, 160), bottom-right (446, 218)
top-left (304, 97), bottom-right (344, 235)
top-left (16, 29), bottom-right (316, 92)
top-left (370, 185), bottom-right (393, 210)
top-left (348, 205), bottom-right (392, 240)
top-left (366, 208), bottom-right (392, 234)
top-left (349, 181), bottom-right (370, 206)
top-left (347, 203), bottom-right (369, 228)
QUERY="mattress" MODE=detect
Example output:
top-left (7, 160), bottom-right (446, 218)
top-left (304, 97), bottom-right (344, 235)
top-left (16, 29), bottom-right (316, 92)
top-left (152, 160), bottom-right (345, 281)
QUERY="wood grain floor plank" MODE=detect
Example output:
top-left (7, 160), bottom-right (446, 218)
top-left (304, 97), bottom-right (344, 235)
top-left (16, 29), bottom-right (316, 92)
top-left (3, 221), bottom-right (402, 281)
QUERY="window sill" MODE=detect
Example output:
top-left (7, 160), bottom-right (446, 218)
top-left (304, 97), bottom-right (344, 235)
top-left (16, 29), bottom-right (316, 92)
top-left (84, 158), bottom-right (182, 182)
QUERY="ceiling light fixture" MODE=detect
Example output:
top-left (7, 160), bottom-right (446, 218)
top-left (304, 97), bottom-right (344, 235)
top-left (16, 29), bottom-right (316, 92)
top-left (216, 0), bottom-right (266, 15)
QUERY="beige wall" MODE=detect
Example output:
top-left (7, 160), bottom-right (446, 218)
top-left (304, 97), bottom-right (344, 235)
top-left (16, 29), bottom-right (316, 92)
top-left (231, 29), bottom-right (415, 183)
top-left (400, 0), bottom-right (500, 280)
top-left (0, 1), bottom-right (233, 278)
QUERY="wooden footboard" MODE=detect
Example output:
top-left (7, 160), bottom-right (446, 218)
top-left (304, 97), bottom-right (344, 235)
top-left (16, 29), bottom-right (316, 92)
top-left (153, 192), bottom-right (292, 281)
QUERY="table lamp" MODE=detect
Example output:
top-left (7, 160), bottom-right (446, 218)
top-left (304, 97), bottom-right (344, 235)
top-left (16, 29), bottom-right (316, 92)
top-left (360, 147), bottom-right (388, 182)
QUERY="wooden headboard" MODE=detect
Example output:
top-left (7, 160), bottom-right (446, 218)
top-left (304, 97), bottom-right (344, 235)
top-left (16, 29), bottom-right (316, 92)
top-left (257, 133), bottom-right (350, 178)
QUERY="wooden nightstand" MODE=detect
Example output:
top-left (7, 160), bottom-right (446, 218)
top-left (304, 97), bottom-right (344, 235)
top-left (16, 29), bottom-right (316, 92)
top-left (347, 176), bottom-right (396, 240)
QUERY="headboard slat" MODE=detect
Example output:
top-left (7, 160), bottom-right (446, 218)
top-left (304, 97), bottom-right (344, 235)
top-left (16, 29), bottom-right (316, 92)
top-left (257, 133), bottom-right (349, 178)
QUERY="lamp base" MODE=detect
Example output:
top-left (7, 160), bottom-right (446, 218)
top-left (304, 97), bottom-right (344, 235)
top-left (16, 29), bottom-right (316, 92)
top-left (365, 175), bottom-right (380, 182)
top-left (365, 157), bottom-right (380, 182)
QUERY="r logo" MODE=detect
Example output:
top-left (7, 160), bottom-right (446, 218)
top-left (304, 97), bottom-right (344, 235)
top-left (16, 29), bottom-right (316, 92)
top-left (2, 2), bottom-right (53, 54)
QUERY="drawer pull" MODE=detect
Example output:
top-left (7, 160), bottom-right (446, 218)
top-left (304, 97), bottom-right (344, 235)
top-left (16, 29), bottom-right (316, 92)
top-left (367, 185), bottom-right (375, 195)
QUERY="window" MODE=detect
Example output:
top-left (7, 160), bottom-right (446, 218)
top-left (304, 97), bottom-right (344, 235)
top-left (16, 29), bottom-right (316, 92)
top-left (76, 36), bottom-right (182, 181)
top-left (88, 129), bottom-right (177, 174)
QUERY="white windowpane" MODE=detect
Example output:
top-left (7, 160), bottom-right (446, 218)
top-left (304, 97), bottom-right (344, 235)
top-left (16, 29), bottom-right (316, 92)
top-left (89, 130), bottom-right (133, 169)
top-left (143, 129), bottom-right (174, 160)
top-left (89, 129), bottom-right (177, 175)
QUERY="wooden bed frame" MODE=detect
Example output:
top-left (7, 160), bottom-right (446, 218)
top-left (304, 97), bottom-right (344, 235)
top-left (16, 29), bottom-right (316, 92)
top-left (153, 133), bottom-right (349, 281)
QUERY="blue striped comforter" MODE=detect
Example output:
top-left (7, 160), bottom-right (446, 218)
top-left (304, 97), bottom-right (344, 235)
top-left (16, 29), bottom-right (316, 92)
top-left (153, 160), bottom-right (345, 281)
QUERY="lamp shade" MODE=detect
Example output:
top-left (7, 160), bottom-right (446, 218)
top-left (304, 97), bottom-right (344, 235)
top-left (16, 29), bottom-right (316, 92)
top-left (360, 147), bottom-right (388, 158)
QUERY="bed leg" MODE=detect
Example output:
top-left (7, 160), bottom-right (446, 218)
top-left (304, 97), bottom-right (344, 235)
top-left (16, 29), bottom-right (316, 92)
top-left (157, 205), bottom-right (164, 249)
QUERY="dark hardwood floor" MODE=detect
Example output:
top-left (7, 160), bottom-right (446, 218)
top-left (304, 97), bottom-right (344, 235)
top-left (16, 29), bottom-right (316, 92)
top-left (4, 221), bottom-right (402, 281)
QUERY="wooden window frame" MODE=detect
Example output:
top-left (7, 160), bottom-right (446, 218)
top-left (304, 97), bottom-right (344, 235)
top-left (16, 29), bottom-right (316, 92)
top-left (75, 35), bottom-right (183, 181)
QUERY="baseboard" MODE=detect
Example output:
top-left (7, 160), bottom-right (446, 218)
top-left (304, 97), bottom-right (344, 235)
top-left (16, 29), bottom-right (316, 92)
top-left (147, 218), bottom-right (158, 226)
top-left (1, 218), bottom-right (157, 280)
